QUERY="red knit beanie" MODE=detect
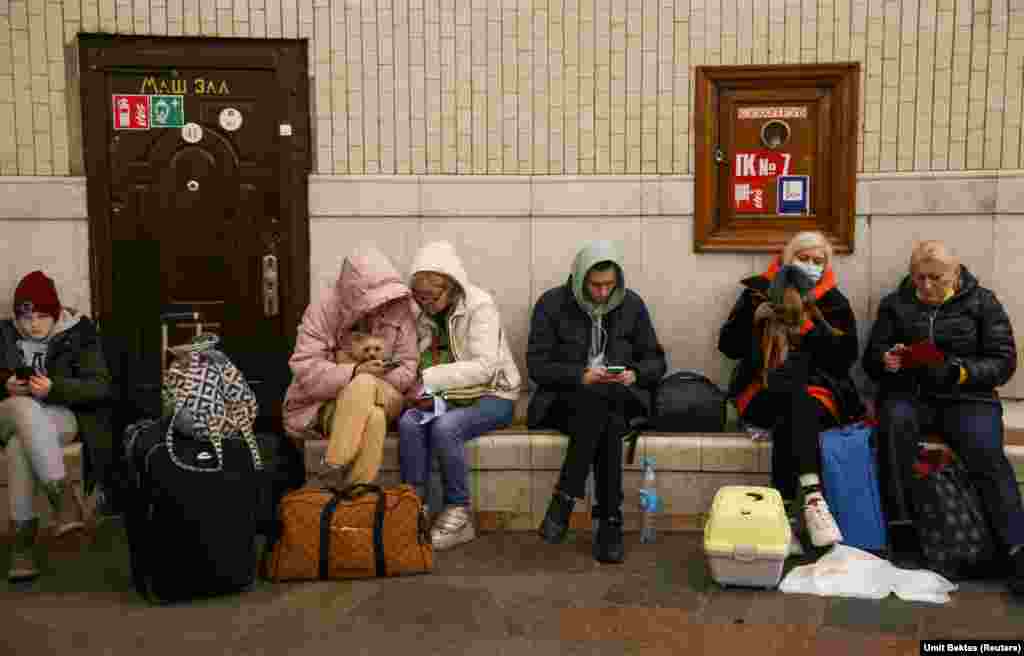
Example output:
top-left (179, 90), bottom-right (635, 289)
top-left (14, 271), bottom-right (61, 321)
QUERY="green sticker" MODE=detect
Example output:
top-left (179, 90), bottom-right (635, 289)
top-left (151, 95), bottom-right (185, 128)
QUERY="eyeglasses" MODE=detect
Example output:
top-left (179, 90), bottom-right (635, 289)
top-left (413, 287), bottom-right (448, 305)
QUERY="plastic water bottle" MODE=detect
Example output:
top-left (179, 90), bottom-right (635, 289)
top-left (639, 456), bottom-right (659, 544)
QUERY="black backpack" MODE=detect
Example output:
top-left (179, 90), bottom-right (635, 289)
top-left (650, 370), bottom-right (727, 433)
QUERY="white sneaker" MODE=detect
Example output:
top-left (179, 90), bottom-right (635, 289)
top-left (803, 494), bottom-right (843, 547)
top-left (430, 505), bottom-right (476, 551)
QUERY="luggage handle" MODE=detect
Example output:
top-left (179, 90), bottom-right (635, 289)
top-left (329, 482), bottom-right (382, 501)
top-left (330, 482), bottom-right (431, 545)
top-left (161, 310), bottom-right (204, 376)
top-left (319, 483), bottom-right (388, 579)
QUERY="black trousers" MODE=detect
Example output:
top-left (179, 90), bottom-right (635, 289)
top-left (543, 384), bottom-right (643, 519)
top-left (741, 359), bottom-right (838, 502)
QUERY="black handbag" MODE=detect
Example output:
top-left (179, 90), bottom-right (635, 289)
top-left (650, 370), bottom-right (726, 433)
top-left (909, 450), bottom-right (998, 580)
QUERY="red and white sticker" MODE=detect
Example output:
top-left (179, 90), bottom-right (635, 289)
top-left (112, 95), bottom-right (150, 130)
top-left (732, 149), bottom-right (792, 213)
top-left (734, 182), bottom-right (767, 212)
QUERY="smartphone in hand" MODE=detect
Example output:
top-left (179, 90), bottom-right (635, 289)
top-left (605, 365), bottom-right (626, 375)
top-left (382, 359), bottom-right (401, 369)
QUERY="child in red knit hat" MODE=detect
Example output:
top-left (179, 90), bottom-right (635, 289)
top-left (1, 270), bottom-right (114, 583)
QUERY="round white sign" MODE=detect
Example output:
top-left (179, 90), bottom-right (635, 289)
top-left (219, 107), bottom-right (243, 132)
top-left (181, 122), bottom-right (203, 143)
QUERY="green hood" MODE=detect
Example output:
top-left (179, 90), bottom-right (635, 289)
top-left (570, 241), bottom-right (625, 318)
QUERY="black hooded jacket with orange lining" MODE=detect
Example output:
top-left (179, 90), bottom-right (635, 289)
top-left (718, 258), bottom-right (864, 424)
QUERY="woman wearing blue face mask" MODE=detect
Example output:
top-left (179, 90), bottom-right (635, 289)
top-left (719, 231), bottom-right (864, 548)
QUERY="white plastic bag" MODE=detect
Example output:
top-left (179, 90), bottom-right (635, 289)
top-left (889, 567), bottom-right (958, 604)
top-left (779, 544), bottom-right (957, 604)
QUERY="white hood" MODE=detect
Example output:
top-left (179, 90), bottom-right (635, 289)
top-left (409, 241), bottom-right (471, 291)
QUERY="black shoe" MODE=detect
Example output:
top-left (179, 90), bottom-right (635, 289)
top-left (593, 516), bottom-right (625, 563)
top-left (1009, 547), bottom-right (1024, 596)
top-left (538, 490), bottom-right (575, 544)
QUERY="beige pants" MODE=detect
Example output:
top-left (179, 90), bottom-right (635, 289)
top-left (319, 373), bottom-right (403, 486)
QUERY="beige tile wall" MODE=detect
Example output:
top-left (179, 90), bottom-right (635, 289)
top-left (3, 172), bottom-right (1024, 399)
top-left (1, 0), bottom-right (1023, 175)
top-left (303, 172), bottom-right (1024, 399)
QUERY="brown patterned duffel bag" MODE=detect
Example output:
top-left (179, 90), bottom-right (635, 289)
top-left (263, 483), bottom-right (433, 581)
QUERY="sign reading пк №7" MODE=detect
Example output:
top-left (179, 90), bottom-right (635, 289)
top-left (732, 149), bottom-right (792, 213)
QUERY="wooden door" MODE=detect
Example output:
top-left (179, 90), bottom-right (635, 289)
top-left (79, 36), bottom-right (311, 431)
top-left (719, 87), bottom-right (828, 230)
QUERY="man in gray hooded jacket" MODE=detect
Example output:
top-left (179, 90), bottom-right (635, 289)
top-left (527, 241), bottom-right (666, 563)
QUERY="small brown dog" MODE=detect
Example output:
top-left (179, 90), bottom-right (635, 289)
top-left (759, 286), bottom-right (807, 381)
top-left (755, 265), bottom-right (839, 386)
top-left (335, 332), bottom-right (386, 365)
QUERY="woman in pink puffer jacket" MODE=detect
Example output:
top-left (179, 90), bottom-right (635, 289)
top-left (282, 246), bottom-right (419, 487)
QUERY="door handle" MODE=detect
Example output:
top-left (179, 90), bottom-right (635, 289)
top-left (262, 254), bottom-right (279, 317)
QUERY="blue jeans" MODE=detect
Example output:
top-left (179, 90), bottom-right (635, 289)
top-left (879, 397), bottom-right (1024, 549)
top-left (398, 396), bottom-right (514, 507)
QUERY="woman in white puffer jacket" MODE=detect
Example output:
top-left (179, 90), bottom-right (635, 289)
top-left (398, 241), bottom-right (521, 551)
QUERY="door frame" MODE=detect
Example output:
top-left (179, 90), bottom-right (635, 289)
top-left (693, 63), bottom-right (859, 254)
top-left (77, 34), bottom-right (311, 343)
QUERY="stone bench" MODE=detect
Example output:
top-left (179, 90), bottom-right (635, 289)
top-left (296, 424), bottom-right (1024, 533)
top-left (2, 421), bottom-right (1022, 535)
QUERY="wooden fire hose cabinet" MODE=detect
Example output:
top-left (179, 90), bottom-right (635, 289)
top-left (693, 63), bottom-right (861, 254)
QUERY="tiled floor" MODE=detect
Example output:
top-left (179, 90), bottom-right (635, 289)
top-left (3, 522), bottom-right (1022, 655)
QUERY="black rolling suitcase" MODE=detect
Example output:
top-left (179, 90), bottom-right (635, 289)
top-left (121, 309), bottom-right (265, 604)
top-left (124, 417), bottom-right (261, 603)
